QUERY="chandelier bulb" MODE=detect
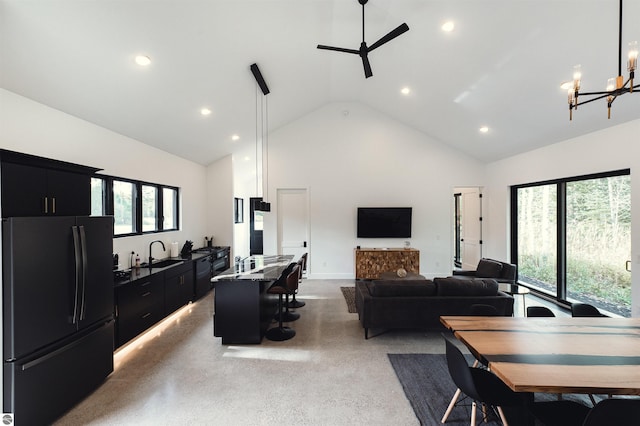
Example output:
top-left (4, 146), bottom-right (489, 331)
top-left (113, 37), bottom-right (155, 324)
top-left (629, 41), bottom-right (638, 72)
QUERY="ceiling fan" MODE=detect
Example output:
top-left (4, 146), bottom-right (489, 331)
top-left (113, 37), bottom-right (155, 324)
top-left (317, 0), bottom-right (409, 78)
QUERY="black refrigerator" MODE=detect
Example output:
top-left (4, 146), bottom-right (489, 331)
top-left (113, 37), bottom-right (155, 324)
top-left (3, 216), bottom-right (115, 426)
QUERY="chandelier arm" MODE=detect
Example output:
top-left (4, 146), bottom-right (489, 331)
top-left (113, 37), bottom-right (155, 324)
top-left (578, 91), bottom-right (611, 96)
top-left (574, 93), bottom-right (611, 107)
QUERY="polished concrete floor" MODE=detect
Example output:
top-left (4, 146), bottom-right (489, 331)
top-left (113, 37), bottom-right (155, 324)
top-left (54, 279), bottom-right (563, 426)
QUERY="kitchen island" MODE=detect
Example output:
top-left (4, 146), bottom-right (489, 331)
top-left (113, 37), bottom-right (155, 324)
top-left (212, 255), bottom-right (295, 344)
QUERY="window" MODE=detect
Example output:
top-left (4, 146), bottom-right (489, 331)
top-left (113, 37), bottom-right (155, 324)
top-left (142, 185), bottom-right (158, 232)
top-left (113, 180), bottom-right (136, 236)
top-left (163, 187), bottom-right (178, 230)
top-left (512, 170), bottom-right (631, 317)
top-left (90, 175), bottom-right (180, 237)
top-left (90, 177), bottom-right (106, 216)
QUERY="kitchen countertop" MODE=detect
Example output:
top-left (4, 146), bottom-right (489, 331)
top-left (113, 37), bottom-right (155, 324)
top-left (213, 254), bottom-right (295, 281)
top-left (113, 252), bottom-right (211, 287)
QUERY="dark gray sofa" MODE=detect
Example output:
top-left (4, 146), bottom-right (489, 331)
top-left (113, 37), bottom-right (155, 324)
top-left (354, 277), bottom-right (514, 339)
top-left (452, 258), bottom-right (517, 284)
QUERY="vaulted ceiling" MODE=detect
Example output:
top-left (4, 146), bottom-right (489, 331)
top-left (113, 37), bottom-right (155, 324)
top-left (2, 0), bottom-right (639, 165)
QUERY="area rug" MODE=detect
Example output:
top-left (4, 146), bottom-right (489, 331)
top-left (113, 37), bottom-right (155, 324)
top-left (388, 353), bottom-right (481, 425)
top-left (340, 286), bottom-right (357, 313)
top-left (388, 353), bottom-right (591, 426)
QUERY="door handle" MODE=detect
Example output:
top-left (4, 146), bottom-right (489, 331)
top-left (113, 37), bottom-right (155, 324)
top-left (303, 241), bottom-right (307, 248)
top-left (626, 260), bottom-right (631, 272)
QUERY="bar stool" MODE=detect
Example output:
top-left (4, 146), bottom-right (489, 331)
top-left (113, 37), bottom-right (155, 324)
top-left (288, 253), bottom-right (307, 309)
top-left (265, 264), bottom-right (300, 341)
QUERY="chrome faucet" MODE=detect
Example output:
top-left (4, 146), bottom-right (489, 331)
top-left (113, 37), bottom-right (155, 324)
top-left (149, 240), bottom-right (166, 266)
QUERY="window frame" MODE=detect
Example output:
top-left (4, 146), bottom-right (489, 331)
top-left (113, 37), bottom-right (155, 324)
top-left (91, 174), bottom-right (180, 237)
top-left (510, 168), bottom-right (630, 312)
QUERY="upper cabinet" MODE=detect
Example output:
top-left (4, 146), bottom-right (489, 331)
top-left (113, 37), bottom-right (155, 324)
top-left (0, 149), bottom-right (101, 218)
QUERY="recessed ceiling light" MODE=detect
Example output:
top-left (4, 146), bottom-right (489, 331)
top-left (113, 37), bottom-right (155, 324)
top-left (479, 126), bottom-right (489, 133)
top-left (200, 108), bottom-right (212, 116)
top-left (231, 134), bottom-right (240, 141)
top-left (441, 21), bottom-right (455, 32)
top-left (135, 55), bottom-right (151, 66)
top-left (401, 87), bottom-right (411, 95)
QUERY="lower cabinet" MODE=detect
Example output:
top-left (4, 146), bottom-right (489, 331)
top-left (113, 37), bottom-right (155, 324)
top-left (115, 273), bottom-right (164, 347)
top-left (115, 261), bottom-right (196, 348)
top-left (164, 263), bottom-right (194, 315)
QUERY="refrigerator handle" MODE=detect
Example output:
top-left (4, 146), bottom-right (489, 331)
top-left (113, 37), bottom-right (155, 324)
top-left (71, 226), bottom-right (82, 324)
top-left (79, 225), bottom-right (88, 321)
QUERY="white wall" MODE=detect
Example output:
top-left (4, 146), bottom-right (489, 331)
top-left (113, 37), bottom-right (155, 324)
top-left (0, 89), bottom-right (212, 264)
top-left (206, 155), bottom-right (235, 258)
top-left (255, 102), bottom-right (486, 279)
top-left (483, 118), bottom-right (640, 317)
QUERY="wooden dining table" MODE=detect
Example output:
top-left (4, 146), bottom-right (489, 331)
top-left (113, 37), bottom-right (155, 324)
top-left (440, 316), bottom-right (640, 396)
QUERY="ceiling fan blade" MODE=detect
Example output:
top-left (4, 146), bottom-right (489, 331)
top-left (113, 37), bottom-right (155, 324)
top-left (317, 44), bottom-right (360, 55)
top-left (367, 23), bottom-right (409, 52)
top-left (361, 52), bottom-right (373, 78)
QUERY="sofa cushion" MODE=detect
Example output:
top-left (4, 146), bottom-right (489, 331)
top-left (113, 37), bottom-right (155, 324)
top-left (434, 277), bottom-right (499, 296)
top-left (475, 258), bottom-right (503, 278)
top-left (368, 280), bottom-right (437, 297)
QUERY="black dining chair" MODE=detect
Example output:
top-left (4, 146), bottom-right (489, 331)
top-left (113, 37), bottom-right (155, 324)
top-left (529, 399), bottom-right (591, 426)
top-left (441, 333), bottom-right (527, 425)
top-left (531, 397), bottom-right (640, 426)
top-left (527, 306), bottom-right (556, 317)
top-left (443, 303), bottom-right (503, 422)
top-left (571, 303), bottom-right (606, 317)
top-left (582, 398), bottom-right (640, 425)
top-left (469, 304), bottom-right (500, 316)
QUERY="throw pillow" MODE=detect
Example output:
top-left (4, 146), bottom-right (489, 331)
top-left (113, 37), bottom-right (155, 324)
top-left (368, 280), bottom-right (437, 297)
top-left (434, 277), bottom-right (499, 296)
top-left (475, 258), bottom-right (503, 278)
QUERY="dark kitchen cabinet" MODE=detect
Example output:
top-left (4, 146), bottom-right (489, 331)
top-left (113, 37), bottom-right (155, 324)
top-left (0, 150), bottom-right (100, 217)
top-left (115, 273), bottom-right (164, 347)
top-left (164, 262), bottom-right (194, 315)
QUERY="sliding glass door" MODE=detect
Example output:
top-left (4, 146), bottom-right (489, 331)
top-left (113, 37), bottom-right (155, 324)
top-left (512, 170), bottom-right (631, 317)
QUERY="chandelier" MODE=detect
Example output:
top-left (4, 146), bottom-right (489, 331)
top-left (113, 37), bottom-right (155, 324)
top-left (567, 0), bottom-right (638, 120)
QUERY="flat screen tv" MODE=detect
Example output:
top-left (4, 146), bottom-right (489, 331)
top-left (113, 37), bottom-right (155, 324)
top-left (357, 207), bottom-right (412, 238)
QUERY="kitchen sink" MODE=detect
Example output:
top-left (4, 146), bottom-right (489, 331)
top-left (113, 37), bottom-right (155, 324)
top-left (141, 259), bottom-right (184, 269)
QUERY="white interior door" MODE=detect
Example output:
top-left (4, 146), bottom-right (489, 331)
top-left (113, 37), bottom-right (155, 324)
top-left (277, 188), bottom-right (309, 262)
top-left (460, 187), bottom-right (483, 270)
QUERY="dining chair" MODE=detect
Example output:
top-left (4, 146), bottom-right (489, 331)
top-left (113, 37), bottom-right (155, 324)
top-left (469, 304), bottom-right (500, 316)
top-left (582, 398), bottom-right (640, 425)
top-left (441, 333), bottom-right (525, 425)
top-left (529, 399), bottom-right (591, 426)
top-left (443, 303), bottom-right (502, 422)
top-left (531, 397), bottom-right (640, 426)
top-left (526, 306), bottom-right (555, 317)
top-left (571, 303), bottom-right (606, 317)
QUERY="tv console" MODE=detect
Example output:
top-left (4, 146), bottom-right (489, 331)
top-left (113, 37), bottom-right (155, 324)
top-left (355, 247), bottom-right (420, 279)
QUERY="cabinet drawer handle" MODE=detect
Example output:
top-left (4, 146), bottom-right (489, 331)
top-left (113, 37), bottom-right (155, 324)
top-left (141, 291), bottom-right (151, 297)
top-left (141, 281), bottom-right (151, 287)
top-left (44, 197), bottom-right (48, 213)
top-left (52, 197), bottom-right (56, 214)
top-left (141, 312), bottom-right (151, 319)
